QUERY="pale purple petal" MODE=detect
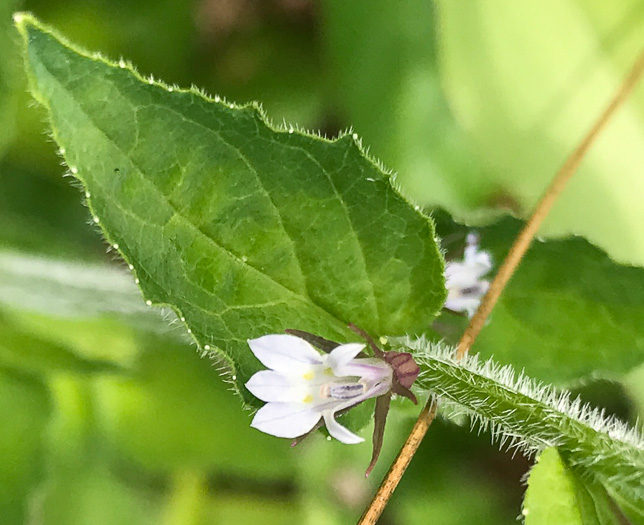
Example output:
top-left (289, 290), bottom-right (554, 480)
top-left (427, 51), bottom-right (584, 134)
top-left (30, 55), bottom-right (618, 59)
top-left (250, 402), bottom-right (321, 438)
top-left (246, 370), bottom-right (301, 403)
top-left (337, 358), bottom-right (392, 382)
top-left (248, 334), bottom-right (323, 374)
top-left (326, 343), bottom-right (365, 375)
top-left (322, 410), bottom-right (364, 444)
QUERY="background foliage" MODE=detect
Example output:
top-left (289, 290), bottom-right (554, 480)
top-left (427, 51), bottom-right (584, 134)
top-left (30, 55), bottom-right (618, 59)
top-left (1, 1), bottom-right (643, 524)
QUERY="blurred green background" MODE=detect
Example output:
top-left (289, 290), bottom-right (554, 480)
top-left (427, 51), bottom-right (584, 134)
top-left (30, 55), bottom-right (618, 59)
top-left (1, 1), bottom-right (644, 523)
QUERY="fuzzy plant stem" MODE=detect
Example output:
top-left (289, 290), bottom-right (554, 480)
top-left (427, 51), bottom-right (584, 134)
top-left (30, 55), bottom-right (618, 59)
top-left (408, 339), bottom-right (644, 507)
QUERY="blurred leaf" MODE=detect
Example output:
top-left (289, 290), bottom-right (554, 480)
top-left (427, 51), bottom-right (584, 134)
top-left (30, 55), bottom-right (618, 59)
top-left (438, 0), bottom-right (644, 266)
top-left (624, 363), bottom-right (644, 419)
top-left (25, 0), bottom-right (197, 89)
top-left (0, 250), bottom-right (158, 320)
top-left (37, 378), bottom-right (147, 525)
top-left (0, 250), bottom-right (183, 356)
top-left (408, 338), bottom-right (644, 509)
top-left (37, 463), bottom-right (149, 525)
top-left (204, 495), bottom-right (300, 525)
top-left (7, 312), bottom-right (145, 367)
top-left (523, 447), bottom-right (623, 525)
top-left (95, 339), bottom-right (296, 477)
top-left (16, 15), bottom-right (446, 404)
top-left (321, 0), bottom-right (490, 213)
top-left (0, 314), bottom-right (123, 375)
top-left (0, 249), bottom-right (190, 369)
top-left (200, 3), bottom-right (325, 128)
top-left (434, 214), bottom-right (644, 384)
top-left (0, 368), bottom-right (50, 524)
top-left (0, 162), bottom-right (103, 257)
top-left (397, 481), bottom-right (512, 525)
top-left (161, 470), bottom-right (208, 525)
top-left (393, 417), bottom-right (525, 525)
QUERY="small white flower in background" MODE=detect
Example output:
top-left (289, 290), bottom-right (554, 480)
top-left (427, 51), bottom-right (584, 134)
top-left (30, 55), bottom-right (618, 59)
top-left (444, 233), bottom-right (492, 317)
top-left (245, 334), bottom-right (393, 444)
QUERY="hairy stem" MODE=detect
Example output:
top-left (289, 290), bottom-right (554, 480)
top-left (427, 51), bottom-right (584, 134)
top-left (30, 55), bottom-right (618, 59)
top-left (410, 340), bottom-right (644, 507)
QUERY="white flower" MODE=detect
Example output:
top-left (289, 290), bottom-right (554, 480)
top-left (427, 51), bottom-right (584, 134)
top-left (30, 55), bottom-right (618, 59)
top-left (444, 233), bottom-right (492, 317)
top-left (245, 334), bottom-right (393, 444)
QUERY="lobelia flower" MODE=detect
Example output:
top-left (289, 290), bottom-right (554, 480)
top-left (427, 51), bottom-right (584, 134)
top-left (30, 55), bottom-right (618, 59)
top-left (444, 232), bottom-right (492, 317)
top-left (245, 326), bottom-right (419, 475)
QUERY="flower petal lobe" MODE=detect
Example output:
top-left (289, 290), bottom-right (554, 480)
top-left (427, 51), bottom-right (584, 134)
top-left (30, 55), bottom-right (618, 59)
top-left (322, 410), bottom-right (364, 444)
top-left (246, 370), bottom-right (298, 402)
top-left (251, 402), bottom-right (321, 438)
top-left (248, 334), bottom-right (323, 373)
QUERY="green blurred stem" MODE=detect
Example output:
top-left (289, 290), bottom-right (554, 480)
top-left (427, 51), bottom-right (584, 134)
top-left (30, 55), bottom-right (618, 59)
top-left (162, 470), bottom-right (208, 525)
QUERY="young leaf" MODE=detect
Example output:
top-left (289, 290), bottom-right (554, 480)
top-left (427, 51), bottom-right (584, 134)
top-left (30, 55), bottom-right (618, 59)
top-left (523, 447), bottom-right (623, 525)
top-left (523, 448), bottom-right (586, 525)
top-left (403, 337), bottom-right (644, 511)
top-left (14, 14), bottom-right (446, 402)
top-left (434, 214), bottom-right (644, 385)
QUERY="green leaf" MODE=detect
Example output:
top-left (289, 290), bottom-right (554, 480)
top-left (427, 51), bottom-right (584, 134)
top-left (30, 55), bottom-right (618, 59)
top-left (7, 312), bottom-right (145, 368)
top-left (438, 1), bottom-right (644, 267)
top-left (405, 338), bottom-right (644, 511)
top-left (15, 14), bottom-right (446, 402)
top-left (523, 447), bottom-right (623, 525)
top-left (433, 214), bottom-right (644, 384)
top-left (625, 363), bottom-right (644, 419)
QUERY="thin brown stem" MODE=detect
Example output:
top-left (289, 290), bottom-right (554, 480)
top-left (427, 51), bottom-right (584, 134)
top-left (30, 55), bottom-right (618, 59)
top-left (358, 399), bottom-right (438, 524)
top-left (358, 45), bottom-right (644, 525)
